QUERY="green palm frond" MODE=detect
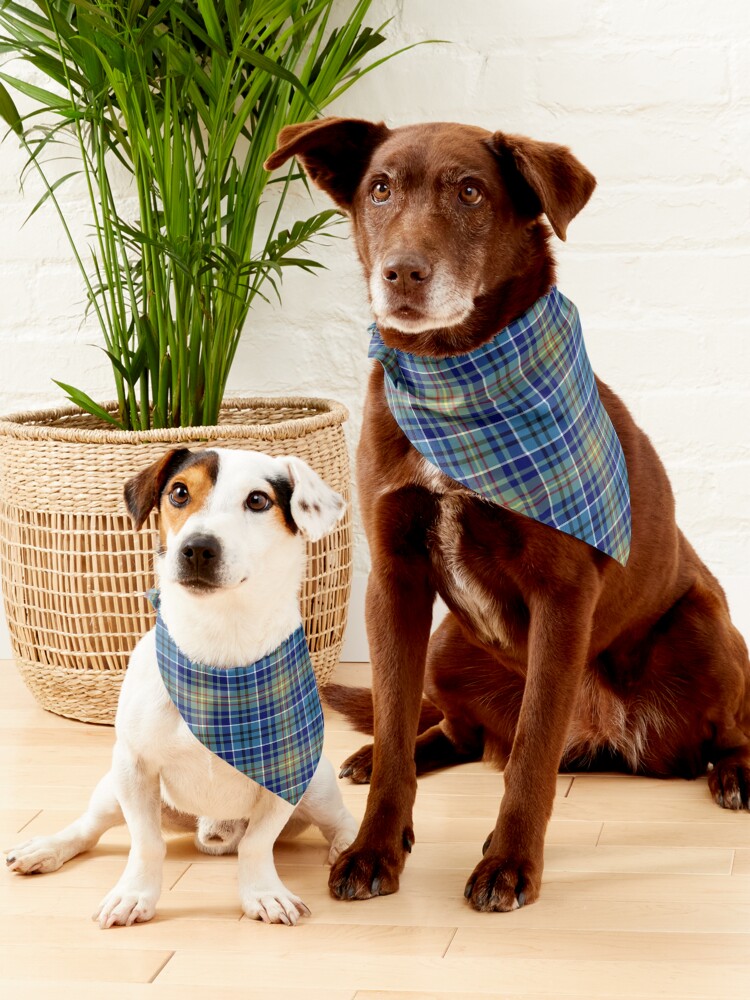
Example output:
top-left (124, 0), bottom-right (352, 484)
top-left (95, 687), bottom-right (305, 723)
top-left (0, 0), bottom-right (433, 428)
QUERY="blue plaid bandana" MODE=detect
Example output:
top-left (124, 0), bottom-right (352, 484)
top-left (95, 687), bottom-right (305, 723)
top-left (149, 591), bottom-right (324, 805)
top-left (368, 287), bottom-right (631, 565)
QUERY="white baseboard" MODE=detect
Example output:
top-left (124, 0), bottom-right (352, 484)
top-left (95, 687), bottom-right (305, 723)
top-left (2, 573), bottom-right (748, 664)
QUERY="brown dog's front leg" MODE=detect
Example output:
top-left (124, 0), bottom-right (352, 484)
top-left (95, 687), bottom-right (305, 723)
top-left (464, 584), bottom-right (598, 912)
top-left (329, 560), bottom-right (434, 900)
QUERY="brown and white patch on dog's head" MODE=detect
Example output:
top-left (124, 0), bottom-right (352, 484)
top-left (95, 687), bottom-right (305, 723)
top-left (124, 448), bottom-right (219, 545)
top-left (124, 448), bottom-right (346, 600)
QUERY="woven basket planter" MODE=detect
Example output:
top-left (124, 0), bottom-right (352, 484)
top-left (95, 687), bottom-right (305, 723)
top-left (0, 397), bottom-right (352, 724)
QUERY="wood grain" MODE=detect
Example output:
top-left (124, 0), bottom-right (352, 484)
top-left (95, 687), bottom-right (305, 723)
top-left (2, 659), bottom-right (749, 999)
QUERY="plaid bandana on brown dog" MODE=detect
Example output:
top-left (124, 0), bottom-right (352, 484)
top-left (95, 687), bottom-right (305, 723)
top-left (369, 287), bottom-right (631, 565)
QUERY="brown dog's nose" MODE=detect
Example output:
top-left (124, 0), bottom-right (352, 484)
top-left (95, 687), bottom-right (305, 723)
top-left (382, 254), bottom-right (432, 286)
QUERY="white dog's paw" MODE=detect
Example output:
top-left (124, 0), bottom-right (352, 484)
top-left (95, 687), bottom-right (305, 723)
top-left (195, 817), bottom-right (247, 856)
top-left (5, 837), bottom-right (66, 875)
top-left (326, 817), bottom-right (359, 865)
top-left (241, 884), bottom-right (311, 925)
top-left (94, 885), bottom-right (158, 929)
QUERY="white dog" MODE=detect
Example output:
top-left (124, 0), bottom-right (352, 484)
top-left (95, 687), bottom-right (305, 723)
top-left (6, 447), bottom-right (358, 927)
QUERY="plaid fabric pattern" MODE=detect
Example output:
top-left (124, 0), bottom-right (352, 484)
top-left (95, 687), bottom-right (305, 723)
top-left (149, 592), bottom-right (324, 805)
top-left (369, 287), bottom-right (631, 565)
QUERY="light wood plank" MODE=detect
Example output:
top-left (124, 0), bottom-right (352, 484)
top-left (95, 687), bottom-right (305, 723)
top-left (0, 808), bottom-right (41, 843)
top-left (600, 820), bottom-right (750, 848)
top-left (156, 951), bottom-right (750, 995)
top-left (354, 994), bottom-right (724, 1000)
top-left (733, 849), bottom-right (750, 874)
top-left (401, 841), bottom-right (732, 875)
top-left (6, 984), bottom-right (352, 1000)
top-left (0, 943), bottom-right (172, 984)
top-left (563, 775), bottom-right (729, 821)
top-left (448, 927), bottom-right (750, 963)
top-left (2, 855), bottom-right (191, 891)
top-left (0, 914), bottom-right (452, 957)
top-left (0, 885), bottom-right (244, 921)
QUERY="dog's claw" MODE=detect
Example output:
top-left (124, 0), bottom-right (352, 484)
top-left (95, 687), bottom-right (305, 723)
top-left (371, 876), bottom-right (381, 895)
top-left (339, 766), bottom-right (353, 778)
top-left (402, 829), bottom-right (414, 853)
top-left (463, 852), bottom-right (540, 913)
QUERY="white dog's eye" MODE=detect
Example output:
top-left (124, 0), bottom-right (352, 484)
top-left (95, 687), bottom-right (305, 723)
top-left (245, 491), bottom-right (272, 512)
top-left (169, 482), bottom-right (190, 507)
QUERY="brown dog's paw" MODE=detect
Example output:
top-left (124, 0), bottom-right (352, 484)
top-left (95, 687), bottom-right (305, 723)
top-left (708, 756), bottom-right (750, 810)
top-left (328, 835), bottom-right (411, 900)
top-left (463, 854), bottom-right (541, 912)
top-left (338, 744), bottom-right (374, 784)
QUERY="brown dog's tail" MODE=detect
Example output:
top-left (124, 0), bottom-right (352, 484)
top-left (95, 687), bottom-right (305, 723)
top-left (323, 683), bottom-right (444, 736)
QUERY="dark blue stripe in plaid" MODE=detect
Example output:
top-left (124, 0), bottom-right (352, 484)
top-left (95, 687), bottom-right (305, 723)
top-left (151, 594), bottom-right (323, 805)
top-left (369, 287), bottom-right (631, 565)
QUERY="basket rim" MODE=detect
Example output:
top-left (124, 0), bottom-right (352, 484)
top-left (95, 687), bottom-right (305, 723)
top-left (0, 396), bottom-right (349, 444)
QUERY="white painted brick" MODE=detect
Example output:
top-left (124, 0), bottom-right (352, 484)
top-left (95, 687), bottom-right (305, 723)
top-left (471, 52), bottom-right (539, 123)
top-left (690, 533), bottom-right (750, 581)
top-left (2, 198), bottom-right (92, 263)
top-left (398, 0), bottom-right (599, 44)
top-left (537, 48), bottom-right (729, 110)
top-left (603, 1), bottom-right (750, 40)
top-left (331, 44), bottom-right (486, 124)
top-left (557, 251), bottom-right (748, 319)
top-left (0, 266), bottom-right (39, 326)
top-left (573, 182), bottom-right (750, 249)
top-left (528, 110), bottom-right (750, 184)
top-left (732, 41), bottom-right (750, 99)
top-left (636, 390), bottom-right (749, 462)
top-left (583, 325), bottom-right (710, 394)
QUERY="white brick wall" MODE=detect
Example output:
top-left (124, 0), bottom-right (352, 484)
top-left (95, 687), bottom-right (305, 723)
top-left (1, 0), bottom-right (749, 658)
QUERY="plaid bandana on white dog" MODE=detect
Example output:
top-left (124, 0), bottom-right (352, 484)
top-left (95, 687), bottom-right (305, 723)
top-left (369, 287), bottom-right (631, 565)
top-left (149, 591), bottom-right (324, 805)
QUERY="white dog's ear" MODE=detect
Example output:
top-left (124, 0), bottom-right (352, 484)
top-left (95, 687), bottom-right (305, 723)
top-left (280, 456), bottom-right (346, 542)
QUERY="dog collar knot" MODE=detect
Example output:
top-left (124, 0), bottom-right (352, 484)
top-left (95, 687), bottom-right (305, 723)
top-left (368, 287), bottom-right (631, 565)
top-left (148, 591), bottom-right (323, 805)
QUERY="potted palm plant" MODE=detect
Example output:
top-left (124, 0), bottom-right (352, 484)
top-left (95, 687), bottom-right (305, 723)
top-left (0, 0), bottom-right (412, 722)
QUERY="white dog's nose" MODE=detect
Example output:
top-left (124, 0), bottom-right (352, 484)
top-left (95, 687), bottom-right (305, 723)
top-left (180, 534), bottom-right (220, 571)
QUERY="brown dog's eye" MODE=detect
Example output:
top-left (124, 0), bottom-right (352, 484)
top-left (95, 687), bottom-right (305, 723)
top-left (246, 491), bottom-right (272, 512)
top-left (459, 185), bottom-right (483, 206)
top-left (370, 181), bottom-right (391, 204)
top-left (169, 482), bottom-right (190, 507)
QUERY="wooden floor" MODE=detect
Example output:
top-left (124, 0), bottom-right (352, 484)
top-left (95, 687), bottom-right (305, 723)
top-left (2, 660), bottom-right (750, 1000)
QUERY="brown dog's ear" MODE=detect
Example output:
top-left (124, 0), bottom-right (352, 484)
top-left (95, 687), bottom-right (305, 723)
top-left (486, 132), bottom-right (596, 241)
top-left (124, 448), bottom-right (191, 530)
top-left (264, 116), bottom-right (391, 209)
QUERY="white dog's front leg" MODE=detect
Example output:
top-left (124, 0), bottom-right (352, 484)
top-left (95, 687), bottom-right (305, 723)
top-left (238, 790), bottom-right (308, 925)
top-left (94, 742), bottom-right (165, 929)
top-left (296, 756), bottom-right (358, 864)
top-left (6, 770), bottom-right (123, 875)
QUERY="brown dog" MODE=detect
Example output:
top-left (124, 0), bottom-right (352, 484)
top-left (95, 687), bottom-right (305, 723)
top-left (266, 118), bottom-right (750, 912)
